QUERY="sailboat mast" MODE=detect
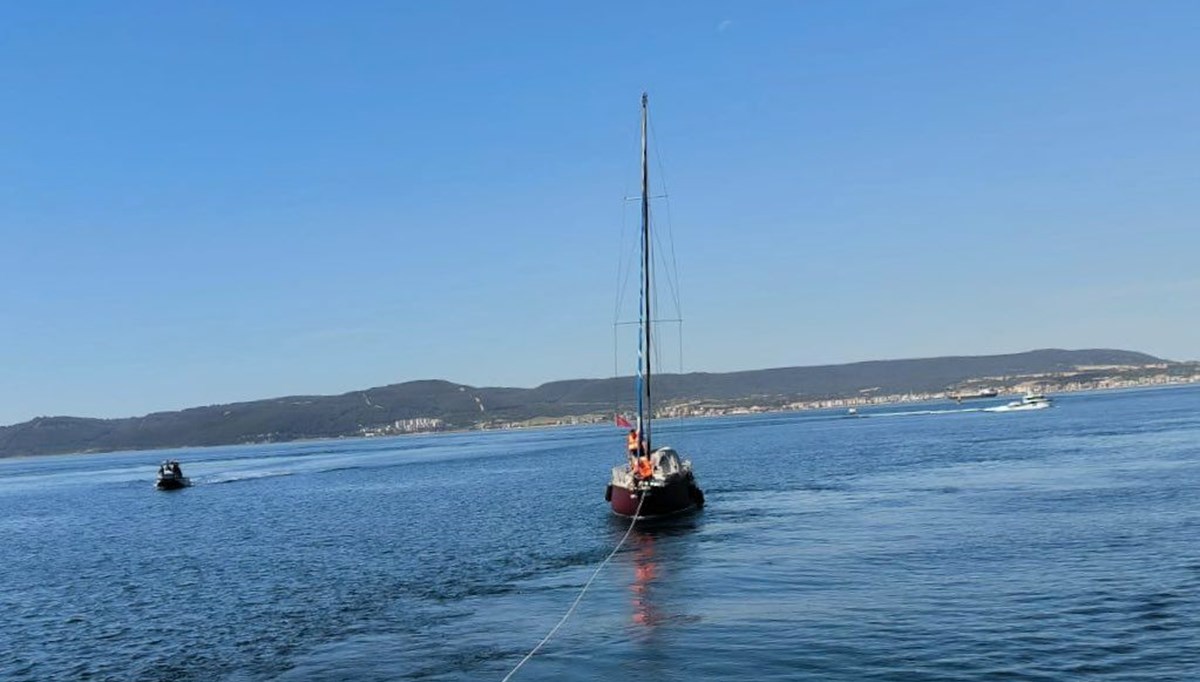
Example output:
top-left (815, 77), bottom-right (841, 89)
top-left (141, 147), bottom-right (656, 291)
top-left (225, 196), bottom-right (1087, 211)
top-left (640, 91), bottom-right (652, 452)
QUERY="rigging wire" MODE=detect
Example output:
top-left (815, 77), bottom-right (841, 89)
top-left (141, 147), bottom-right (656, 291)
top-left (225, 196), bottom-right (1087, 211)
top-left (613, 190), bottom-right (635, 328)
top-left (647, 112), bottom-right (686, 424)
top-left (615, 107), bottom-right (686, 424)
top-left (613, 198), bottom-right (632, 420)
top-left (648, 114), bottom-right (684, 319)
top-left (613, 107), bottom-right (644, 421)
top-left (500, 494), bottom-right (647, 682)
top-left (614, 212), bottom-right (642, 421)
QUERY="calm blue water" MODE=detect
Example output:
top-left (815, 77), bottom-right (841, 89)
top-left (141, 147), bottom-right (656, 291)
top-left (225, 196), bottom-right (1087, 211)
top-left (2, 386), bottom-right (1199, 681)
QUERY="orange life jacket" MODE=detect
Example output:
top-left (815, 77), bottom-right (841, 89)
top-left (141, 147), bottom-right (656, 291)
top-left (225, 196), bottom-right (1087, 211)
top-left (636, 456), bottom-right (654, 479)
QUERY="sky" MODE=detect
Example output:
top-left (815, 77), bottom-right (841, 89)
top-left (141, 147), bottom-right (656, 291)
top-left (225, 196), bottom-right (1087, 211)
top-left (2, 1), bottom-right (1198, 425)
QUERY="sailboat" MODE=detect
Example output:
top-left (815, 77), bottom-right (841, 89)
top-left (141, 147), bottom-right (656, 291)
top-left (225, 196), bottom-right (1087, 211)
top-left (605, 93), bottom-right (705, 519)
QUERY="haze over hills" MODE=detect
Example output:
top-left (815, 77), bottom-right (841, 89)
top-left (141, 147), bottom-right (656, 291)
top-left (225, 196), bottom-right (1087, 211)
top-left (0, 348), bottom-right (1189, 458)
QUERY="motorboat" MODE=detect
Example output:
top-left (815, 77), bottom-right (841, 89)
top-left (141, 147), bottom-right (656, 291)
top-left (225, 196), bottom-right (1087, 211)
top-left (985, 393), bottom-right (1053, 412)
top-left (948, 389), bottom-right (999, 402)
top-left (155, 460), bottom-right (191, 490)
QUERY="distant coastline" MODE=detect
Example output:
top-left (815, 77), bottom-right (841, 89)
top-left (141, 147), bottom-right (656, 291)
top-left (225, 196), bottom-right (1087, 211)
top-left (8, 373), bottom-right (1198, 462)
top-left (493, 368), bottom-right (1200, 429)
top-left (3, 348), bottom-right (1196, 459)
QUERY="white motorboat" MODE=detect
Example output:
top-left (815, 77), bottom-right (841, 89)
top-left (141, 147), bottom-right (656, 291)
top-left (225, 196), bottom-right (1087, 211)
top-left (985, 393), bottom-right (1052, 412)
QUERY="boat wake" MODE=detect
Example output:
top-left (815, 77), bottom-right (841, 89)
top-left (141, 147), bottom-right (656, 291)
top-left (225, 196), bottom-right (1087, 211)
top-left (203, 470), bottom-right (297, 485)
top-left (862, 407), bottom-right (986, 419)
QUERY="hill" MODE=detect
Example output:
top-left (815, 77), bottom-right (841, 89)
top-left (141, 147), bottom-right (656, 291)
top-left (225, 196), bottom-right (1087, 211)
top-left (0, 348), bottom-right (1177, 458)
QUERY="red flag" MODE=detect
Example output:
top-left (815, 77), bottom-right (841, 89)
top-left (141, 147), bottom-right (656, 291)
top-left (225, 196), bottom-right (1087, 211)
top-left (614, 413), bottom-right (632, 429)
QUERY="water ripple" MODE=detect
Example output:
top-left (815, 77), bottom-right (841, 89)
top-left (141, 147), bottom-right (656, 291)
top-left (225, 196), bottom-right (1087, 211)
top-left (2, 387), bottom-right (1200, 679)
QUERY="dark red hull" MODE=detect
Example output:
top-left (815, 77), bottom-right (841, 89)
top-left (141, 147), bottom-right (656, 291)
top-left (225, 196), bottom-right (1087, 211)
top-left (607, 475), bottom-right (704, 518)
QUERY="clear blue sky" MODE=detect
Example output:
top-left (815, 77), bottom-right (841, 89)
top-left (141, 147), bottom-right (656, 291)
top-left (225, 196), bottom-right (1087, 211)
top-left (2, 1), bottom-right (1198, 425)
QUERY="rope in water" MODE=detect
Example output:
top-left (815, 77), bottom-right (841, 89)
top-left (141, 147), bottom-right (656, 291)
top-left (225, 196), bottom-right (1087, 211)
top-left (500, 490), bottom-right (647, 681)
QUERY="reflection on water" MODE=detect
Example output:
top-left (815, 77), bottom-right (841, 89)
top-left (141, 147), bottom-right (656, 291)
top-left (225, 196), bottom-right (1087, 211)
top-left (630, 533), bottom-right (660, 628)
top-left (623, 518), bottom-right (706, 640)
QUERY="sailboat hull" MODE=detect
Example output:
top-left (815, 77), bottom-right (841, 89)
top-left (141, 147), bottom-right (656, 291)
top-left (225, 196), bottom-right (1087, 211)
top-left (609, 476), bottom-right (704, 519)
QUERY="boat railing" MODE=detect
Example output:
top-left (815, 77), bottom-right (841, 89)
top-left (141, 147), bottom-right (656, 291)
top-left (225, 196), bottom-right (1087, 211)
top-left (611, 465), bottom-right (673, 488)
top-left (611, 466), bottom-right (631, 487)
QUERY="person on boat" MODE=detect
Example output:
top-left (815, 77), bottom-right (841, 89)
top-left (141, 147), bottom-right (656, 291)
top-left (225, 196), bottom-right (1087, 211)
top-left (170, 461), bottom-right (182, 477)
top-left (627, 429), bottom-right (641, 459)
top-left (634, 453), bottom-right (654, 482)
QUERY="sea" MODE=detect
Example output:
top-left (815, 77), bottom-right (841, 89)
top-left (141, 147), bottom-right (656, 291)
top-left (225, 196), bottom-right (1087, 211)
top-left (2, 385), bottom-right (1199, 681)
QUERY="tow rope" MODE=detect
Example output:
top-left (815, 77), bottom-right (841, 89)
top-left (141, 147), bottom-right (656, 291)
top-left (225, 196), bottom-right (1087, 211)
top-left (500, 490), bottom-right (647, 681)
